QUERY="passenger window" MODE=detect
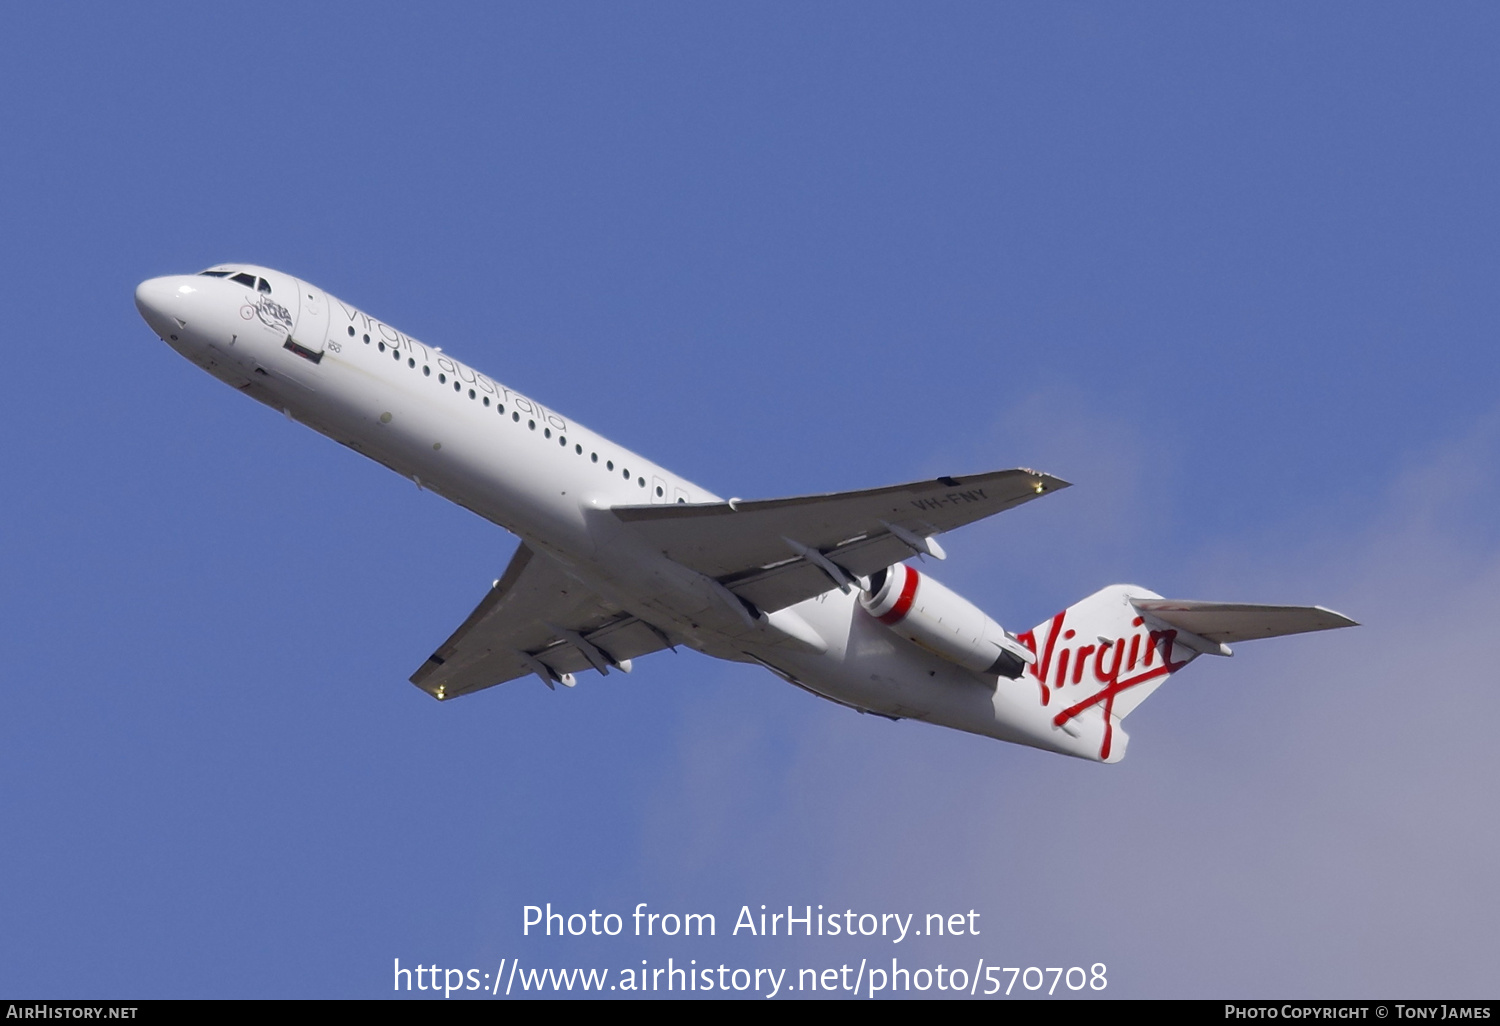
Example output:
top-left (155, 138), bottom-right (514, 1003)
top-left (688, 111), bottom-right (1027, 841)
top-left (424, 366), bottom-right (430, 376)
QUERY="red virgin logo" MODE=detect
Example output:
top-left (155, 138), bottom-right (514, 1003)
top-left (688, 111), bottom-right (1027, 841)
top-left (1016, 611), bottom-right (1189, 760)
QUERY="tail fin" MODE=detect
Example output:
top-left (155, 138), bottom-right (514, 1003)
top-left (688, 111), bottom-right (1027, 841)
top-left (1016, 585), bottom-right (1357, 762)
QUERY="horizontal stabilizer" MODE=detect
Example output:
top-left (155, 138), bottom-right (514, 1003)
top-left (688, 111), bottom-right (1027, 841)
top-left (1131, 600), bottom-right (1358, 644)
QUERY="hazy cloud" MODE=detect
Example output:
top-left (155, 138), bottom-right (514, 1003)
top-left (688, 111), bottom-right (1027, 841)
top-left (631, 408), bottom-right (1500, 996)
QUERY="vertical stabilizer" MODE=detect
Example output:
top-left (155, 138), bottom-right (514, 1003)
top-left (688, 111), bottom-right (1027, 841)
top-left (1016, 585), bottom-right (1201, 762)
top-left (1016, 586), bottom-right (1356, 762)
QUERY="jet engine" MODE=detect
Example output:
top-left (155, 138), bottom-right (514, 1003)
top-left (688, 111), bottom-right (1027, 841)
top-left (860, 564), bottom-right (1036, 679)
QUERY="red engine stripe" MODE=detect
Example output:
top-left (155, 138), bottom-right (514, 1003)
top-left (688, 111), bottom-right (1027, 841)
top-left (878, 565), bottom-right (919, 625)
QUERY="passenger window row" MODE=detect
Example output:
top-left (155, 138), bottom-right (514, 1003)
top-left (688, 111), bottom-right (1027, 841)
top-left (345, 324), bottom-right (684, 501)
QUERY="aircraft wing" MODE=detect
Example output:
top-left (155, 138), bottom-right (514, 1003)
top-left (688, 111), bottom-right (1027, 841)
top-left (1132, 599), bottom-right (1359, 643)
top-left (612, 468), bottom-right (1067, 614)
top-left (409, 543), bottom-right (673, 700)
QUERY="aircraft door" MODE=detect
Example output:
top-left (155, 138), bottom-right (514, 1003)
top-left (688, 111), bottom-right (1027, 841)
top-left (288, 279), bottom-right (330, 359)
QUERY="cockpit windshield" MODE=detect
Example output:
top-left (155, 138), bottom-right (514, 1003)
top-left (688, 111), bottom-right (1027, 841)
top-left (198, 269), bottom-right (272, 293)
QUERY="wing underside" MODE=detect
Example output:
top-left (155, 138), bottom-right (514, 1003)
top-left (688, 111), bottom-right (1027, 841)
top-left (410, 544), bottom-right (672, 699)
top-left (613, 468), bottom-right (1067, 612)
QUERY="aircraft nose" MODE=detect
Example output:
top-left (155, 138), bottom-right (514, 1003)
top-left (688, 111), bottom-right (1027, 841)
top-left (134, 276), bottom-right (190, 338)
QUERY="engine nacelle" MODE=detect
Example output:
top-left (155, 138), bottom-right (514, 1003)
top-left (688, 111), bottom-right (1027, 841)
top-left (860, 564), bottom-right (1036, 679)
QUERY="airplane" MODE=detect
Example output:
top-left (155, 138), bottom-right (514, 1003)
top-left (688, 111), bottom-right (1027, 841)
top-left (133, 264), bottom-right (1356, 763)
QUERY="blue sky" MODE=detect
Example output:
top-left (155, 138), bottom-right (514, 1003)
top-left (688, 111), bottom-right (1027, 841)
top-left (3, 2), bottom-right (1498, 998)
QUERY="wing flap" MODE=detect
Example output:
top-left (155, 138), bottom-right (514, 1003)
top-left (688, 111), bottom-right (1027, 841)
top-left (722, 532), bottom-right (917, 612)
top-left (1132, 600), bottom-right (1359, 644)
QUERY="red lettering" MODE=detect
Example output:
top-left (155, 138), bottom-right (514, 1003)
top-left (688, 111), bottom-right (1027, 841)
top-left (1053, 630), bottom-right (1191, 760)
top-left (1094, 638), bottom-right (1124, 686)
top-left (1053, 663), bottom-right (1173, 761)
top-left (1029, 612), bottom-right (1067, 706)
top-left (1148, 629), bottom-right (1186, 672)
top-left (1072, 644), bottom-right (1095, 684)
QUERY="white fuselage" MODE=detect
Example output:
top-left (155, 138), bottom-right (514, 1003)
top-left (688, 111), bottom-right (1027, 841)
top-left (135, 265), bottom-right (1098, 759)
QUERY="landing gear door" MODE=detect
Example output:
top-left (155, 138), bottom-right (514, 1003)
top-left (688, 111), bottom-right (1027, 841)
top-left (289, 279), bottom-right (330, 358)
